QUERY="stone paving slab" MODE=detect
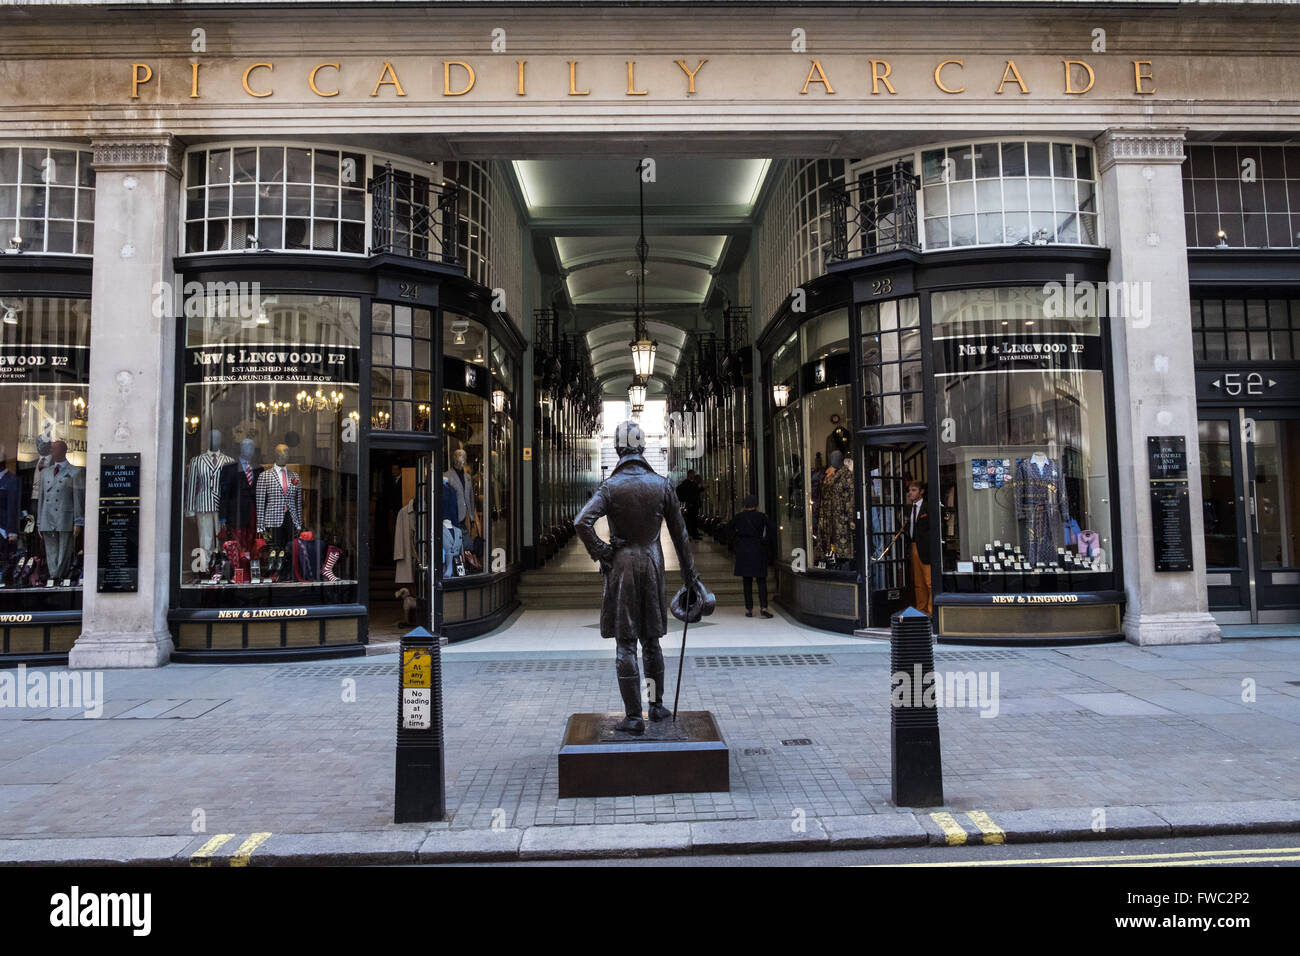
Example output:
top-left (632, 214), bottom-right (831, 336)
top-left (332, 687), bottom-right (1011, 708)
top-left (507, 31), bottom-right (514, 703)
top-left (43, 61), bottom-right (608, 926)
top-left (0, 835), bottom-right (195, 866)
top-left (820, 813), bottom-right (928, 848)
top-left (519, 822), bottom-right (692, 859)
top-left (689, 818), bottom-right (830, 853)
top-left (1150, 800), bottom-right (1300, 836)
top-left (2, 634), bottom-right (1300, 852)
top-left (419, 827), bottom-right (524, 863)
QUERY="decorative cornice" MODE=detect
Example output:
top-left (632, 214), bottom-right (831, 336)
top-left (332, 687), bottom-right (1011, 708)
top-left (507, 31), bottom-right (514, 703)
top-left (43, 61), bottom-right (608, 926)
top-left (1095, 129), bottom-right (1187, 172)
top-left (91, 135), bottom-right (183, 178)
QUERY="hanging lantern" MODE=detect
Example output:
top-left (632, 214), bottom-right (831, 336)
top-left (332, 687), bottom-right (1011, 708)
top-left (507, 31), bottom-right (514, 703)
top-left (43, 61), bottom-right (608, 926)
top-left (492, 389), bottom-right (506, 414)
top-left (773, 383), bottom-right (790, 408)
top-left (630, 337), bottom-right (657, 378)
top-left (628, 379), bottom-right (647, 410)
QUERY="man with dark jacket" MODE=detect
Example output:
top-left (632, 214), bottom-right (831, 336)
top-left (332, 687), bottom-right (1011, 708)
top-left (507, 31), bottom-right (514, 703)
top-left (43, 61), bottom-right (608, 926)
top-left (576, 422), bottom-right (708, 735)
top-left (676, 469), bottom-right (702, 540)
top-left (904, 479), bottom-right (932, 617)
top-left (727, 494), bottom-right (775, 617)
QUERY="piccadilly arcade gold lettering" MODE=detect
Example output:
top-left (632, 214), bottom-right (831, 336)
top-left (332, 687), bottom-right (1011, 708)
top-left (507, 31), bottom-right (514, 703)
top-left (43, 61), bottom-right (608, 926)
top-left (125, 55), bottom-right (1153, 100)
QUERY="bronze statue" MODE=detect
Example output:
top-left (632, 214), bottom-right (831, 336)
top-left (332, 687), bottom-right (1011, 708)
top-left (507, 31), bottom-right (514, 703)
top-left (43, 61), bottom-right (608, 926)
top-left (576, 421), bottom-right (709, 735)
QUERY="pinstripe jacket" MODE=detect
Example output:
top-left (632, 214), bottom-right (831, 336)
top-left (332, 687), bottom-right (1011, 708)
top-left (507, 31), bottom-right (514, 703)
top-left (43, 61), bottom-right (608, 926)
top-left (256, 466), bottom-right (303, 530)
top-left (184, 450), bottom-right (233, 515)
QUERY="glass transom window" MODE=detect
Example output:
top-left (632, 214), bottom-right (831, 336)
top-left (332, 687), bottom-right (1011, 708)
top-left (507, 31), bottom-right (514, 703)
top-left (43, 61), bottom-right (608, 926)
top-left (184, 146), bottom-right (367, 255)
top-left (921, 141), bottom-right (1097, 249)
top-left (0, 146), bottom-right (95, 255)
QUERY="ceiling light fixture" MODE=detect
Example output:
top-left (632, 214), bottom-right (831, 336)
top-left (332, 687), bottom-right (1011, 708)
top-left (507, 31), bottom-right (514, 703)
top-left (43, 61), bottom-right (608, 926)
top-left (628, 377), bottom-right (647, 412)
top-left (629, 158), bottom-right (657, 379)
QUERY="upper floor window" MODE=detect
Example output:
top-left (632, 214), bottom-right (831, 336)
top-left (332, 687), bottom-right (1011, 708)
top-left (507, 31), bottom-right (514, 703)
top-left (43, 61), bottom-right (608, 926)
top-left (1184, 145), bottom-right (1300, 249)
top-left (920, 141), bottom-right (1097, 249)
top-left (184, 146), bottom-right (367, 255)
top-left (1192, 297), bottom-right (1300, 362)
top-left (0, 147), bottom-right (95, 255)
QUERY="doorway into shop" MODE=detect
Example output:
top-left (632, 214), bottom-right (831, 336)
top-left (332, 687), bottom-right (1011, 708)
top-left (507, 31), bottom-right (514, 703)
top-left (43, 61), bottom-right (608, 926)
top-left (368, 447), bottom-right (433, 639)
top-left (863, 441), bottom-right (928, 627)
top-left (1199, 408), bottom-right (1300, 625)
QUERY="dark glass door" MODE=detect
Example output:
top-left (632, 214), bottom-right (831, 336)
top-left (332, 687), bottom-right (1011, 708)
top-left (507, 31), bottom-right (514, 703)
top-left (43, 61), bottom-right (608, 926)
top-left (1199, 410), bottom-right (1300, 624)
top-left (862, 441), bottom-right (927, 627)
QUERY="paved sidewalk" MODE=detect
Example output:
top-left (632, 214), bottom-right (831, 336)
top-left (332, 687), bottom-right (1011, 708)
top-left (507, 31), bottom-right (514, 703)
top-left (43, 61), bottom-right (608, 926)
top-left (2, 625), bottom-right (1300, 862)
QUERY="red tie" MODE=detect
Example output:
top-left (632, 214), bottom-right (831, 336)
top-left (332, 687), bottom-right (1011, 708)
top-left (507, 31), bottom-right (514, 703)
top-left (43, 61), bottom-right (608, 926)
top-left (280, 469), bottom-right (288, 493)
top-left (244, 463), bottom-right (252, 484)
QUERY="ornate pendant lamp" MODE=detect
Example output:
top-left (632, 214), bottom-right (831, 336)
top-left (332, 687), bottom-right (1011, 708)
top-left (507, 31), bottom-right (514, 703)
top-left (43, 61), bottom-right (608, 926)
top-left (629, 159), bottom-right (657, 379)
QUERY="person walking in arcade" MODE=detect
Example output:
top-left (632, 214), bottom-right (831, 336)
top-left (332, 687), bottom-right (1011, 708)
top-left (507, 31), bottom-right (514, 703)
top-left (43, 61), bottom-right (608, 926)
top-left (904, 479), bottom-right (932, 618)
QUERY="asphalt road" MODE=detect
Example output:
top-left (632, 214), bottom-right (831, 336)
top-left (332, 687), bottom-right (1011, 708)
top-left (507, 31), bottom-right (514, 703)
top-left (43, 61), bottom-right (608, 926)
top-left (432, 832), bottom-right (1300, 866)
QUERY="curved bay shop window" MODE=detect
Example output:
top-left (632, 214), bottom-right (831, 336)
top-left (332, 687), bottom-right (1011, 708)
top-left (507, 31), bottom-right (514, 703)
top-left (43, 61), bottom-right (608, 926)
top-left (771, 330), bottom-right (803, 564)
top-left (800, 308), bottom-right (854, 569)
top-left (0, 297), bottom-right (89, 659)
top-left (441, 314), bottom-right (489, 578)
top-left (932, 287), bottom-right (1118, 607)
top-left (172, 293), bottom-right (363, 654)
top-left (489, 339), bottom-right (515, 569)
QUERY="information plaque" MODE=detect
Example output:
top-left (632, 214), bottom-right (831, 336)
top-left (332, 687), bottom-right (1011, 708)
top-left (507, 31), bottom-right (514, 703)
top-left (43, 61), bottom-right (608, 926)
top-left (1147, 436), bottom-right (1193, 572)
top-left (97, 453), bottom-right (141, 593)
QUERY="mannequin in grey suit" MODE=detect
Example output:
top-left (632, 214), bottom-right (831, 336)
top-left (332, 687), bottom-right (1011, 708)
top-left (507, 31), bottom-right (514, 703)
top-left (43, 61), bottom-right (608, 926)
top-left (37, 439), bottom-right (84, 582)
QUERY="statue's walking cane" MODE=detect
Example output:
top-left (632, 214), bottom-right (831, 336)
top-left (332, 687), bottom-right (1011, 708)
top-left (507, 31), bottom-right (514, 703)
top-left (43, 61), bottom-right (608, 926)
top-left (672, 589), bottom-right (693, 722)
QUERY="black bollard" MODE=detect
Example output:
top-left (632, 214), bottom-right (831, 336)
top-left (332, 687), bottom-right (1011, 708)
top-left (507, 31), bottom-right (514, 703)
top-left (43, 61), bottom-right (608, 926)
top-left (890, 606), bottom-right (944, 807)
top-left (394, 626), bottom-right (445, 823)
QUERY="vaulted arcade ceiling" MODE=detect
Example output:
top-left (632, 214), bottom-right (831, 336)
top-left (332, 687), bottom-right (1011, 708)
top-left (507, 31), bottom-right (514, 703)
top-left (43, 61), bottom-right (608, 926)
top-left (513, 158), bottom-right (770, 397)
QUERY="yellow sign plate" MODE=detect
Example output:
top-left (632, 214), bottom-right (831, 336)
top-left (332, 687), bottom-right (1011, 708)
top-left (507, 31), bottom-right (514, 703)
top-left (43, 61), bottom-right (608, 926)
top-left (402, 649), bottom-right (432, 688)
top-left (523, 447), bottom-right (532, 461)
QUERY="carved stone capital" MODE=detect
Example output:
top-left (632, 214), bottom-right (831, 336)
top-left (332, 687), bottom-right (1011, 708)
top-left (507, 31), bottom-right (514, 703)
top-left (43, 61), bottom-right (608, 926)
top-left (92, 135), bottom-right (184, 178)
top-left (1095, 129), bottom-right (1187, 172)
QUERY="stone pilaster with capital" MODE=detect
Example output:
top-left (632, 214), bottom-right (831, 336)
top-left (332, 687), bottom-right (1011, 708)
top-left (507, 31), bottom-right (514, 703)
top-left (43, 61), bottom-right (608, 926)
top-left (1094, 128), bottom-right (1219, 646)
top-left (70, 134), bottom-right (184, 668)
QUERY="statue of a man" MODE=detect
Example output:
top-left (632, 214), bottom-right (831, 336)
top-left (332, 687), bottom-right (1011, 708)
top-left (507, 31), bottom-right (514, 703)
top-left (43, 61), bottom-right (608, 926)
top-left (575, 421), bottom-right (707, 734)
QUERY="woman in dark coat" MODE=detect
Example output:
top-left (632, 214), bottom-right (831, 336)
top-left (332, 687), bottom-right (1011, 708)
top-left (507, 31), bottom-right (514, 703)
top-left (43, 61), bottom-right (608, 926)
top-left (728, 494), bottom-right (775, 618)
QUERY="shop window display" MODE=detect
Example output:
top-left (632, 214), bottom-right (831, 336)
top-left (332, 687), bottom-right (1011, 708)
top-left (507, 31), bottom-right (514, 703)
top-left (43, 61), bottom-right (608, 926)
top-left (441, 313), bottom-right (489, 578)
top-left (801, 309), bottom-right (854, 568)
top-left (933, 287), bottom-right (1114, 586)
top-left (0, 297), bottom-right (89, 591)
top-left (180, 294), bottom-right (360, 592)
top-left (770, 331), bottom-right (803, 565)
top-left (489, 339), bottom-right (515, 568)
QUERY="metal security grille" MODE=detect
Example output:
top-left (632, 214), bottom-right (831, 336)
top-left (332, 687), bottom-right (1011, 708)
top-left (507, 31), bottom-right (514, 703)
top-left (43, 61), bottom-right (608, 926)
top-left (274, 663), bottom-right (398, 679)
top-left (932, 649), bottom-right (1031, 661)
top-left (480, 660), bottom-right (606, 674)
top-left (693, 654), bottom-right (834, 668)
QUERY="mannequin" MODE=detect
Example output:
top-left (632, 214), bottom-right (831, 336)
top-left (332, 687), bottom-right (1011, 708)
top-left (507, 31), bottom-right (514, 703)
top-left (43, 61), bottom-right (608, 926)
top-left (817, 450), bottom-right (854, 563)
top-left (441, 476), bottom-right (463, 576)
top-left (442, 447), bottom-right (478, 539)
top-left (1015, 452), bottom-right (1071, 565)
top-left (185, 429), bottom-right (233, 567)
top-left (256, 443), bottom-right (303, 580)
top-left (37, 439), bottom-right (84, 582)
top-left (218, 437), bottom-right (262, 571)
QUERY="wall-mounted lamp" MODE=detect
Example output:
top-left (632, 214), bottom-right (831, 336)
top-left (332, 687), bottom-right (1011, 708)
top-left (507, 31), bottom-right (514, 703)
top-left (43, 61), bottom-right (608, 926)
top-left (1216, 229), bottom-right (1229, 248)
top-left (492, 389), bottom-right (506, 414)
top-left (773, 383), bottom-right (790, 408)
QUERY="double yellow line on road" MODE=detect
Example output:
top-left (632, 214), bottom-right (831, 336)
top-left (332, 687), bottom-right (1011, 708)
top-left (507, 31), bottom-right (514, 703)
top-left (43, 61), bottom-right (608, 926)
top-left (929, 810), bottom-right (1006, 845)
top-left (190, 832), bottom-right (272, 867)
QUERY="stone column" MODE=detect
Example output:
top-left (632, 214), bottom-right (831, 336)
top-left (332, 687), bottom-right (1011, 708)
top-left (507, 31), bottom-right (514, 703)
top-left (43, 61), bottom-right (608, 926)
top-left (69, 136), bottom-right (182, 669)
top-left (1096, 129), bottom-right (1220, 645)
